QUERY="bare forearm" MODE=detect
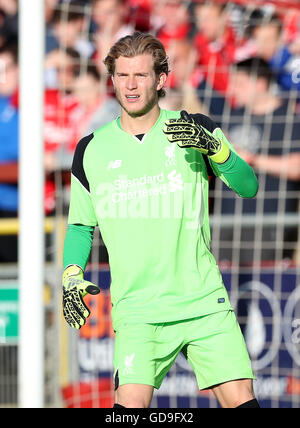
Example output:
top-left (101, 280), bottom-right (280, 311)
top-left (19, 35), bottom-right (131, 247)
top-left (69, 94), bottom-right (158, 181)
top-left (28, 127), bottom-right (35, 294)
top-left (253, 153), bottom-right (300, 181)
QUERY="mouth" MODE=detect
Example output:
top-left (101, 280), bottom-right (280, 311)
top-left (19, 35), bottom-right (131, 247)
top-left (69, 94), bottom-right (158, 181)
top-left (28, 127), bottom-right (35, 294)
top-left (125, 95), bottom-right (140, 103)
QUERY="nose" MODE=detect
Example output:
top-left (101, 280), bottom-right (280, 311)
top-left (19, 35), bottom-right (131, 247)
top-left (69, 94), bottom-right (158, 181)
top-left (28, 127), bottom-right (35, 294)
top-left (126, 75), bottom-right (138, 90)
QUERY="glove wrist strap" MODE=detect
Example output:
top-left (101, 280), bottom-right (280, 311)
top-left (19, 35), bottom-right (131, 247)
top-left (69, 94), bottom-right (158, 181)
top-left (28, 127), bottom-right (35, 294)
top-left (63, 264), bottom-right (84, 282)
top-left (209, 140), bottom-right (230, 164)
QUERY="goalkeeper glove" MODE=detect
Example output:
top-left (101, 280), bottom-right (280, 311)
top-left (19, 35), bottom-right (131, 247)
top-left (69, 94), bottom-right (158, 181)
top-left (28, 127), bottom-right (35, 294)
top-left (163, 110), bottom-right (230, 163)
top-left (62, 265), bottom-right (100, 330)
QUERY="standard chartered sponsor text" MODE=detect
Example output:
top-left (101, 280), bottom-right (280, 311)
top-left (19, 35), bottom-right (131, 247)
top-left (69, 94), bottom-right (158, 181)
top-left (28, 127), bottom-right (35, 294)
top-left (95, 170), bottom-right (204, 228)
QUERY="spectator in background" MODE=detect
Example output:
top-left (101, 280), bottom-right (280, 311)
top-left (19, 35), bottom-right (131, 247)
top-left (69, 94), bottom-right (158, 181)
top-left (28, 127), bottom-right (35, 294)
top-left (0, 40), bottom-right (18, 262)
top-left (45, 46), bottom-right (81, 92)
top-left (285, 8), bottom-right (300, 61)
top-left (69, 64), bottom-right (120, 152)
top-left (271, 6), bottom-right (299, 45)
top-left (44, 48), bottom-right (80, 171)
top-left (217, 57), bottom-right (300, 265)
top-left (127, 0), bottom-right (151, 33)
top-left (0, 0), bottom-right (18, 46)
top-left (0, 40), bottom-right (18, 211)
top-left (46, 0), bottom-right (60, 23)
top-left (50, 64), bottom-right (121, 213)
top-left (92, 0), bottom-right (134, 74)
top-left (44, 61), bottom-right (120, 187)
top-left (193, 1), bottom-right (237, 95)
top-left (159, 39), bottom-right (207, 114)
top-left (154, 0), bottom-right (191, 50)
top-left (192, 1), bottom-right (254, 122)
top-left (45, 0), bottom-right (61, 53)
top-left (50, 4), bottom-right (94, 58)
top-left (248, 9), bottom-right (300, 93)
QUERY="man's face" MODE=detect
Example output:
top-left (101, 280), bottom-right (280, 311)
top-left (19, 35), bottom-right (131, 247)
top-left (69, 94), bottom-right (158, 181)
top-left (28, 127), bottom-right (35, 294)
top-left (112, 54), bottom-right (166, 117)
top-left (195, 4), bottom-right (224, 41)
top-left (253, 24), bottom-right (281, 61)
top-left (73, 74), bottom-right (101, 107)
top-left (53, 20), bottom-right (83, 48)
top-left (158, 0), bottom-right (189, 30)
top-left (168, 41), bottom-right (195, 85)
top-left (229, 71), bottom-right (256, 107)
top-left (93, 0), bottom-right (125, 31)
top-left (0, 52), bottom-right (18, 97)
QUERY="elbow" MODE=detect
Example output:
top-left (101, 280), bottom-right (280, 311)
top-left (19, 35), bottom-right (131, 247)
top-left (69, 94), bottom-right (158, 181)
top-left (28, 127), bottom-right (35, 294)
top-left (240, 176), bottom-right (259, 199)
top-left (285, 153), bottom-right (300, 181)
top-left (250, 177), bottom-right (259, 198)
top-left (249, 182), bottom-right (259, 198)
top-left (288, 169), bottom-right (300, 181)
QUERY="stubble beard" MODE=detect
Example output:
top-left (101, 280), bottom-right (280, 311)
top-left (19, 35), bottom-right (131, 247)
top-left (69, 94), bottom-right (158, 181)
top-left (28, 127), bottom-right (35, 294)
top-left (115, 87), bottom-right (159, 118)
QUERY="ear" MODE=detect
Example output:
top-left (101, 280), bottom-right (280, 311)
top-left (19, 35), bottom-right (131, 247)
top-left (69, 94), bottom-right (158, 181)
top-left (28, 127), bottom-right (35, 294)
top-left (156, 73), bottom-right (167, 92)
top-left (111, 74), bottom-right (116, 90)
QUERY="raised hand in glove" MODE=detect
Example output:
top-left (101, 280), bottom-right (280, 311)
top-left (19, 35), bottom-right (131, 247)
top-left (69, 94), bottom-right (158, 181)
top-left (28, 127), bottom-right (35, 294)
top-left (62, 265), bottom-right (100, 330)
top-left (163, 110), bottom-right (230, 164)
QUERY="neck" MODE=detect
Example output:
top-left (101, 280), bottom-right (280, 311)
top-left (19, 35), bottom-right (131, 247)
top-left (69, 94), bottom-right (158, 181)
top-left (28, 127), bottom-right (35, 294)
top-left (120, 104), bottom-right (161, 135)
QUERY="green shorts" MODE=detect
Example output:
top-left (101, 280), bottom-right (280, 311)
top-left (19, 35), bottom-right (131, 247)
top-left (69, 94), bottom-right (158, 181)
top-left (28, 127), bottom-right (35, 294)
top-left (113, 310), bottom-right (255, 391)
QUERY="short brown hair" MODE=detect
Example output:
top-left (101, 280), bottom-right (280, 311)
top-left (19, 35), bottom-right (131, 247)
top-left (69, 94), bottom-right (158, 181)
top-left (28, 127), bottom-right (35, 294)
top-left (103, 32), bottom-right (170, 98)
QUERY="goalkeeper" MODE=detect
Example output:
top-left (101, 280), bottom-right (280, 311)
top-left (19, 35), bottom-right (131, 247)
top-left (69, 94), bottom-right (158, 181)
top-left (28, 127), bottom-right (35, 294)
top-left (62, 32), bottom-right (260, 408)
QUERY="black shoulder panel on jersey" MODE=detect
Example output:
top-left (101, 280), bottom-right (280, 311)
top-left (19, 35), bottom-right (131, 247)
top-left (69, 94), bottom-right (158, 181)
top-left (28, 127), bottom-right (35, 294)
top-left (71, 133), bottom-right (94, 193)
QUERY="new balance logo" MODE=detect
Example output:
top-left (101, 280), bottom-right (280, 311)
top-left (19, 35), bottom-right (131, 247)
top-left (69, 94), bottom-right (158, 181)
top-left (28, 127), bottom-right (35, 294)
top-left (107, 160), bottom-right (122, 170)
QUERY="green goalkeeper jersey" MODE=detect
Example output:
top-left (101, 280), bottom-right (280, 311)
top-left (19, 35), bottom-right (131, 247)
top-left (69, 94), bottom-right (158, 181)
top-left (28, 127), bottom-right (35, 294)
top-left (67, 108), bottom-right (257, 329)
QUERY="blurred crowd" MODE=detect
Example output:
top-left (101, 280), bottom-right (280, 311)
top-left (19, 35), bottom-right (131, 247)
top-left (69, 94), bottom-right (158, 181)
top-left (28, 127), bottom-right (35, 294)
top-left (0, 0), bottom-right (299, 264)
